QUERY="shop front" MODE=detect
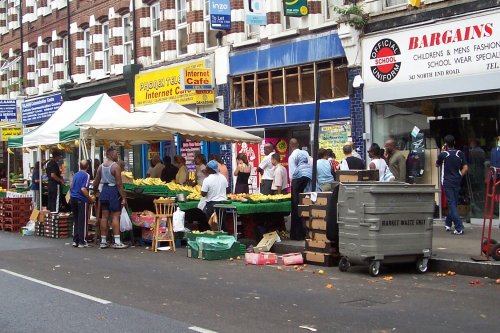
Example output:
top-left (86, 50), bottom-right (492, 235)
top-left (229, 31), bottom-right (352, 157)
top-left (362, 9), bottom-right (500, 220)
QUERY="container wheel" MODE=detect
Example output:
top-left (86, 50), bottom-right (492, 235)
top-left (339, 257), bottom-right (350, 272)
top-left (416, 258), bottom-right (428, 274)
top-left (368, 260), bottom-right (380, 277)
top-left (491, 244), bottom-right (500, 261)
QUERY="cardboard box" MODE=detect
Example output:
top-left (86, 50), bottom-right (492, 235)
top-left (245, 252), bottom-right (278, 265)
top-left (305, 239), bottom-right (337, 253)
top-left (305, 218), bottom-right (327, 231)
top-left (298, 205), bottom-right (310, 218)
top-left (308, 230), bottom-right (329, 242)
top-left (254, 231), bottom-right (279, 253)
top-left (30, 209), bottom-right (40, 222)
top-left (282, 253), bottom-right (304, 266)
top-left (303, 251), bottom-right (339, 267)
top-left (299, 192), bottom-right (331, 206)
top-left (310, 205), bottom-right (327, 218)
top-left (337, 170), bottom-right (378, 182)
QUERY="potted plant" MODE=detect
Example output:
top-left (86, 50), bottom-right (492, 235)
top-left (334, 3), bottom-right (369, 30)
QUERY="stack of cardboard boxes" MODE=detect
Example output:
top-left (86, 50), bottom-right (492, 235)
top-left (44, 213), bottom-right (72, 239)
top-left (299, 192), bottom-right (339, 266)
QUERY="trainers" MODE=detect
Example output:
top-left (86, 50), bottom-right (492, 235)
top-left (72, 242), bottom-right (78, 247)
top-left (445, 226), bottom-right (451, 232)
top-left (78, 243), bottom-right (92, 248)
top-left (453, 230), bottom-right (464, 235)
top-left (99, 242), bottom-right (110, 249)
top-left (112, 243), bottom-right (129, 249)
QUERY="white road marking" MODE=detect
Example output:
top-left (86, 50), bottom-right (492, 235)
top-left (188, 326), bottom-right (219, 333)
top-left (0, 269), bottom-right (112, 305)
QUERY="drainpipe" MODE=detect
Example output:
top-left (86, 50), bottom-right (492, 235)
top-left (132, 0), bottom-right (137, 62)
top-left (19, 1), bottom-right (24, 94)
top-left (67, 0), bottom-right (73, 79)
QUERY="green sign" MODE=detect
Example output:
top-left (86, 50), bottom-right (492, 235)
top-left (284, 0), bottom-right (309, 17)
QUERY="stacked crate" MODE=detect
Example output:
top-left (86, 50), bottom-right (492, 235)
top-left (299, 192), bottom-right (339, 267)
top-left (44, 213), bottom-right (72, 239)
top-left (0, 198), bottom-right (32, 232)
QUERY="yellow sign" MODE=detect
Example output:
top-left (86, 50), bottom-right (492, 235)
top-left (1, 127), bottom-right (21, 141)
top-left (135, 60), bottom-right (215, 107)
top-left (181, 68), bottom-right (214, 90)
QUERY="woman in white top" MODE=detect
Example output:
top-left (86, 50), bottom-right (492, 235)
top-left (367, 143), bottom-right (388, 181)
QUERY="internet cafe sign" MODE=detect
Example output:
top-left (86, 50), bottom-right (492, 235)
top-left (135, 60), bottom-right (215, 107)
top-left (362, 11), bottom-right (500, 100)
top-left (181, 68), bottom-right (214, 90)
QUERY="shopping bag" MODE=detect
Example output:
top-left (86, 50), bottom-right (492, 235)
top-left (172, 208), bottom-right (185, 232)
top-left (120, 207), bottom-right (133, 232)
top-left (208, 212), bottom-right (219, 231)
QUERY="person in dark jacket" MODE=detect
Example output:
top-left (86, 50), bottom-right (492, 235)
top-left (161, 155), bottom-right (179, 183)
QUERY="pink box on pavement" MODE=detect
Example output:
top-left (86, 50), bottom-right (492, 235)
top-left (282, 253), bottom-right (304, 266)
top-left (245, 252), bottom-right (278, 265)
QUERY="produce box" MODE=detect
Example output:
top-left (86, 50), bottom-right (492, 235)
top-left (337, 170), bottom-right (378, 182)
top-left (303, 251), bottom-right (339, 267)
top-left (305, 218), bottom-right (327, 231)
top-left (305, 239), bottom-right (337, 253)
top-left (254, 231), bottom-right (279, 253)
top-left (186, 231), bottom-right (227, 242)
top-left (245, 252), bottom-right (278, 265)
top-left (298, 205), bottom-right (310, 218)
top-left (310, 205), bottom-right (327, 218)
top-left (299, 192), bottom-right (331, 206)
top-left (282, 253), bottom-right (304, 266)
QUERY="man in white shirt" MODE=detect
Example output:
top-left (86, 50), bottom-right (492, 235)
top-left (257, 143), bottom-right (275, 195)
top-left (271, 153), bottom-right (288, 194)
top-left (201, 160), bottom-right (228, 219)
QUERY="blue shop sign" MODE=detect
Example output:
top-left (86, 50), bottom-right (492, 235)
top-left (0, 100), bottom-right (17, 122)
top-left (210, 0), bottom-right (231, 30)
top-left (22, 94), bottom-right (62, 125)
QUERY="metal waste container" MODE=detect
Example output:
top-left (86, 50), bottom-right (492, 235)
top-left (337, 182), bottom-right (436, 276)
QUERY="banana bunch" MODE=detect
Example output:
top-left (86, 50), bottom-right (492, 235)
top-left (165, 181), bottom-right (198, 193)
top-left (7, 148), bottom-right (15, 155)
top-left (122, 171), bottom-right (134, 179)
top-left (133, 177), bottom-right (166, 186)
top-left (187, 192), bottom-right (202, 200)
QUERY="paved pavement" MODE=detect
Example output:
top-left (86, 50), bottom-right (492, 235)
top-left (1, 231), bottom-right (500, 333)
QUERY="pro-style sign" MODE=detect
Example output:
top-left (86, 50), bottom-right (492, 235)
top-left (210, 0), bottom-right (231, 30)
top-left (1, 127), bottom-right (21, 141)
top-left (284, 0), bottom-right (308, 17)
top-left (246, 0), bottom-right (267, 26)
top-left (362, 10), bottom-right (500, 102)
top-left (180, 68), bottom-right (214, 90)
top-left (0, 100), bottom-right (17, 122)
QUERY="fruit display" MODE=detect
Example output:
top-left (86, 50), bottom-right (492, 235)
top-left (132, 177), bottom-right (165, 186)
top-left (227, 193), bottom-right (291, 202)
top-left (122, 171), bottom-right (134, 179)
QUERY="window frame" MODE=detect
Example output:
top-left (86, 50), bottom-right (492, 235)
top-left (34, 46), bottom-right (41, 88)
top-left (176, 0), bottom-right (188, 56)
top-left (63, 35), bottom-right (69, 80)
top-left (48, 42), bottom-right (54, 87)
top-left (385, 0), bottom-right (407, 8)
top-left (122, 14), bottom-right (133, 65)
top-left (102, 22), bottom-right (111, 74)
top-left (204, 0), bottom-right (218, 50)
top-left (83, 28), bottom-right (91, 78)
top-left (150, 2), bottom-right (161, 62)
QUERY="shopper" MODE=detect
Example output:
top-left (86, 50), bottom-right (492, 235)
top-left (194, 153), bottom-right (207, 185)
top-left (93, 147), bottom-right (128, 249)
top-left (271, 153), bottom-right (288, 194)
top-left (384, 138), bottom-right (407, 182)
top-left (201, 160), bottom-right (228, 219)
top-left (288, 138), bottom-right (300, 182)
top-left (161, 156), bottom-right (178, 183)
top-left (316, 148), bottom-right (334, 191)
top-left (436, 134), bottom-right (468, 235)
top-left (347, 141), bottom-right (362, 159)
top-left (491, 135), bottom-right (500, 168)
top-left (210, 155), bottom-right (229, 182)
top-left (70, 160), bottom-right (95, 248)
top-left (367, 143), bottom-right (389, 181)
top-left (290, 150), bottom-right (312, 240)
top-left (234, 153), bottom-right (251, 194)
top-left (175, 157), bottom-right (188, 185)
top-left (146, 154), bottom-right (164, 178)
top-left (340, 144), bottom-right (365, 170)
top-left (257, 143), bottom-right (275, 195)
top-left (326, 149), bottom-right (339, 174)
top-left (31, 162), bottom-right (41, 210)
top-left (46, 149), bottom-right (65, 213)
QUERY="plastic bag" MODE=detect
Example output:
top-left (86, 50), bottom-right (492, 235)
top-left (381, 167), bottom-right (395, 182)
top-left (120, 207), bottom-right (133, 232)
top-left (26, 221), bottom-right (35, 232)
top-left (172, 207), bottom-right (185, 232)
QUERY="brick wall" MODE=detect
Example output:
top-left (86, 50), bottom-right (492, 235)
top-left (348, 67), bottom-right (365, 161)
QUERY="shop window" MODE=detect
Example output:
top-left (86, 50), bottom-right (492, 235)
top-left (84, 29), bottom-right (91, 78)
top-left (243, 74), bottom-right (255, 108)
top-left (257, 72), bottom-right (270, 107)
top-left (123, 15), bottom-right (133, 65)
top-left (333, 66), bottom-right (348, 98)
top-left (317, 62), bottom-right (332, 99)
top-left (231, 77), bottom-right (242, 109)
top-left (271, 70), bottom-right (284, 105)
top-left (285, 67), bottom-right (299, 104)
top-left (151, 2), bottom-right (161, 62)
top-left (102, 22), bottom-right (110, 73)
top-left (301, 64), bottom-right (315, 102)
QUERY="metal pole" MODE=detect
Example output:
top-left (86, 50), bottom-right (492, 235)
top-left (38, 146), bottom-right (42, 210)
top-left (311, 72), bottom-right (321, 192)
top-left (7, 150), bottom-right (10, 189)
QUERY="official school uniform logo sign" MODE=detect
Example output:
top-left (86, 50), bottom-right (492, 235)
top-left (369, 38), bottom-right (402, 82)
